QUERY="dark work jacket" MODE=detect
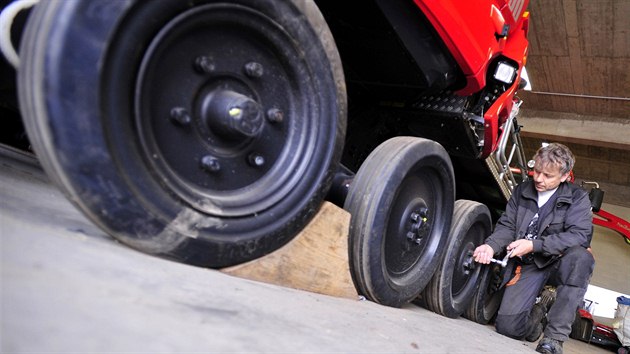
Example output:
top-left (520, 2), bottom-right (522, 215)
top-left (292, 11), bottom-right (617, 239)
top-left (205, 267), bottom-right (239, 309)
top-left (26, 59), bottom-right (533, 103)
top-left (485, 180), bottom-right (593, 268)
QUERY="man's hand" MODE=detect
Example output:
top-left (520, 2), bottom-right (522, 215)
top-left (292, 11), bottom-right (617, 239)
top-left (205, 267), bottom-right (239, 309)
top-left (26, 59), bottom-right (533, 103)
top-left (507, 239), bottom-right (534, 258)
top-left (473, 244), bottom-right (494, 264)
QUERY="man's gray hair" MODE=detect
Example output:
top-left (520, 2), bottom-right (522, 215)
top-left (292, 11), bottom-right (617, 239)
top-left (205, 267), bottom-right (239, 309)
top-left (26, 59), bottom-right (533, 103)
top-left (534, 143), bottom-right (575, 175)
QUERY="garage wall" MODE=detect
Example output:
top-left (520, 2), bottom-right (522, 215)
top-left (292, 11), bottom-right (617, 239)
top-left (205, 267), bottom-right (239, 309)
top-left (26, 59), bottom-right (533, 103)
top-left (518, 108), bottom-right (630, 209)
top-left (521, 0), bottom-right (630, 118)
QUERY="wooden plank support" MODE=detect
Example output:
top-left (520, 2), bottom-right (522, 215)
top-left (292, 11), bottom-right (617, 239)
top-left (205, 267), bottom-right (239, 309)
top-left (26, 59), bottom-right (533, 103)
top-left (221, 202), bottom-right (358, 299)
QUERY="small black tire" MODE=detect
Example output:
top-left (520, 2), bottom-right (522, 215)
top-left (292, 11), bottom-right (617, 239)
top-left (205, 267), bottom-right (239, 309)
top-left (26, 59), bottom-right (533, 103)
top-left (344, 137), bottom-right (455, 307)
top-left (420, 199), bottom-right (492, 318)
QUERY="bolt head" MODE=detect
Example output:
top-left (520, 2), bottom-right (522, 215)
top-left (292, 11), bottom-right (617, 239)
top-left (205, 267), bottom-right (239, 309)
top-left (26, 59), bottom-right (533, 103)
top-left (170, 107), bottom-right (191, 125)
top-left (248, 154), bottom-right (265, 167)
top-left (266, 108), bottom-right (284, 123)
top-left (195, 56), bottom-right (215, 74)
top-left (244, 62), bottom-right (264, 78)
top-left (463, 260), bottom-right (475, 270)
top-left (201, 155), bottom-right (221, 172)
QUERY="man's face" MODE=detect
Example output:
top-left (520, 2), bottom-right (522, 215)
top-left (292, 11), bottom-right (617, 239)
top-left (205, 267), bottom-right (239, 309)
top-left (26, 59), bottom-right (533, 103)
top-left (533, 161), bottom-right (570, 192)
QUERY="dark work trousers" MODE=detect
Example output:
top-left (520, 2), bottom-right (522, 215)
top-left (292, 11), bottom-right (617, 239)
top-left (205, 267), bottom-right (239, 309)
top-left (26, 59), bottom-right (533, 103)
top-left (494, 246), bottom-right (595, 342)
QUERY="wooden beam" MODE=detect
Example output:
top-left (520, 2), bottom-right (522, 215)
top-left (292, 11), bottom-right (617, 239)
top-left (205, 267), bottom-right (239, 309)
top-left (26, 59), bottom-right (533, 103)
top-left (221, 202), bottom-right (358, 299)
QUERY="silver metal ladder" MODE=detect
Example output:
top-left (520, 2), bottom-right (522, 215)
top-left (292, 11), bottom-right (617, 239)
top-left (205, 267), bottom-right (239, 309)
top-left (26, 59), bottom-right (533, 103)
top-left (485, 100), bottom-right (529, 201)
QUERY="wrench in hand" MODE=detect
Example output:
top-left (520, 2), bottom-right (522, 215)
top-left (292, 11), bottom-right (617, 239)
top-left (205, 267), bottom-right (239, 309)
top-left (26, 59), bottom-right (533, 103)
top-left (490, 249), bottom-right (514, 267)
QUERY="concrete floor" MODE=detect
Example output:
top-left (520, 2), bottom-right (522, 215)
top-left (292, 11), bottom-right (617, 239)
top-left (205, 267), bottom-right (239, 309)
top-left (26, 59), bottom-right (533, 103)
top-left (0, 148), bottom-right (615, 353)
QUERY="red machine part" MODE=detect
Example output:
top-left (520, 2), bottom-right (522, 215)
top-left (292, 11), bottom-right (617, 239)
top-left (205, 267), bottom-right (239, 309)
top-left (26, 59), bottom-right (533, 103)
top-left (412, 0), bottom-right (530, 94)
top-left (413, 0), bottom-right (530, 157)
top-left (594, 209), bottom-right (630, 245)
top-left (573, 309), bottom-right (623, 350)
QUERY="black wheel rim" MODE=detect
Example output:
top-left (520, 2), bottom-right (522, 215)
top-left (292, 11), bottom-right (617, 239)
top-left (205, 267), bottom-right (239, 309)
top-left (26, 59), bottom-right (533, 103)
top-left (385, 167), bottom-right (441, 281)
top-left (451, 222), bottom-right (483, 300)
top-left (483, 264), bottom-right (504, 318)
top-left (133, 4), bottom-right (311, 216)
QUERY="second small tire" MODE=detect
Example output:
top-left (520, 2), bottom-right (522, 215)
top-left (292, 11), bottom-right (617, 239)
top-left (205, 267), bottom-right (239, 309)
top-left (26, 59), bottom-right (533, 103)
top-left (344, 137), bottom-right (455, 307)
top-left (419, 199), bottom-right (492, 318)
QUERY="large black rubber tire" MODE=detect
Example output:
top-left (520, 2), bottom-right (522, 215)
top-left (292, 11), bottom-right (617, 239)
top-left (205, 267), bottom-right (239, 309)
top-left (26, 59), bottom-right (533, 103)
top-left (463, 262), bottom-right (505, 324)
top-left (419, 199), bottom-right (491, 318)
top-left (18, 0), bottom-right (346, 267)
top-left (344, 137), bottom-right (455, 307)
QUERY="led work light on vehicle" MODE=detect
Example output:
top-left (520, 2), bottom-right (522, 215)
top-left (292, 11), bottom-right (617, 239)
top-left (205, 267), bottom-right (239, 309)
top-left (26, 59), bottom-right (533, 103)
top-left (493, 62), bottom-right (517, 84)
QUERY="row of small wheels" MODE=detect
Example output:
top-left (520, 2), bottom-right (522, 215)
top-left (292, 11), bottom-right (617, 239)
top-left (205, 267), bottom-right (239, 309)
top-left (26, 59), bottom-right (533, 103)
top-left (15, 0), bottom-right (503, 322)
top-left (345, 137), bottom-right (504, 322)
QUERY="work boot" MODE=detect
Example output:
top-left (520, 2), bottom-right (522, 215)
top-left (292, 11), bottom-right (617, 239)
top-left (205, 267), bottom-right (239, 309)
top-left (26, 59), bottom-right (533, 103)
top-left (536, 337), bottom-right (563, 354)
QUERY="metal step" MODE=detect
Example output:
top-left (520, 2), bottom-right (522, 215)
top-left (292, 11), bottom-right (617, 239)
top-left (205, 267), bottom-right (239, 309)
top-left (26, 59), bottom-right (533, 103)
top-left (411, 90), bottom-right (468, 115)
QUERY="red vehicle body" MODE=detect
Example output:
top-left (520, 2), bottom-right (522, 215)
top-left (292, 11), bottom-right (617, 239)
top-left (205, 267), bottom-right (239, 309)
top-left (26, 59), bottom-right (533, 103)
top-left (417, 1), bottom-right (529, 90)
top-left (416, 0), bottom-right (530, 157)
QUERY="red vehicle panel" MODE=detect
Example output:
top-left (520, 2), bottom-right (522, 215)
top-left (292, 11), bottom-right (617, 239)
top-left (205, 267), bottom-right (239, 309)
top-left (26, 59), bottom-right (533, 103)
top-left (415, 0), bottom-right (530, 156)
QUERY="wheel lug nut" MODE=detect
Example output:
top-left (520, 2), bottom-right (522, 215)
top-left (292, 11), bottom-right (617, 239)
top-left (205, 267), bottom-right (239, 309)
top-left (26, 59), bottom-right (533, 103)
top-left (248, 153), bottom-right (265, 167)
top-left (194, 56), bottom-right (215, 74)
top-left (406, 232), bottom-right (415, 240)
top-left (170, 107), bottom-right (191, 126)
top-left (266, 108), bottom-right (284, 123)
top-left (244, 61), bottom-right (264, 78)
top-left (201, 155), bottom-right (221, 172)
